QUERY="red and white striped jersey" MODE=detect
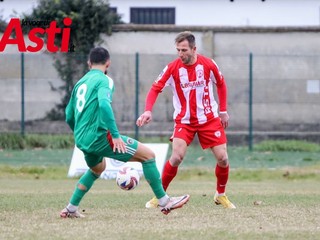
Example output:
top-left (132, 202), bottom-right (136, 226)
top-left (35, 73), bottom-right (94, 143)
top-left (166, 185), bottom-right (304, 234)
top-left (145, 54), bottom-right (227, 125)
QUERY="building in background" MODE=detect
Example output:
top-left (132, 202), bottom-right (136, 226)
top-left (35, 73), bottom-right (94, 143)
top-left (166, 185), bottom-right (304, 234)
top-left (1, 0), bottom-right (320, 26)
top-left (109, 0), bottom-right (320, 26)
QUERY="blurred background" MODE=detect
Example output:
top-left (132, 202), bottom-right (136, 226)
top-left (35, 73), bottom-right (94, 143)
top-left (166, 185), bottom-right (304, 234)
top-left (1, 0), bottom-right (320, 146)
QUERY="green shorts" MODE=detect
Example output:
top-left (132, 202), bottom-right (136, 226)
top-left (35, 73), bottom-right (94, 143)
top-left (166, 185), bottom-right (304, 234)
top-left (82, 134), bottom-right (138, 168)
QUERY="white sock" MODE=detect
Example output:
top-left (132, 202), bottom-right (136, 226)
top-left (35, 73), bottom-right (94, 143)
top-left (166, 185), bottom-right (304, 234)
top-left (158, 195), bottom-right (170, 206)
top-left (67, 203), bottom-right (78, 212)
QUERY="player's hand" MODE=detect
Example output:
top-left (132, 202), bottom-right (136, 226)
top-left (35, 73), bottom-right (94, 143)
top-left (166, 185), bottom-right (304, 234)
top-left (136, 111), bottom-right (152, 127)
top-left (112, 137), bottom-right (127, 153)
top-left (219, 112), bottom-right (229, 129)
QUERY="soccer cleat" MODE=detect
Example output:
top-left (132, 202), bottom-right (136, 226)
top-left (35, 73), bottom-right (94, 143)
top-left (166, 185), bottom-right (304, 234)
top-left (145, 196), bottom-right (159, 209)
top-left (214, 193), bottom-right (236, 209)
top-left (60, 208), bottom-right (85, 218)
top-left (160, 195), bottom-right (190, 215)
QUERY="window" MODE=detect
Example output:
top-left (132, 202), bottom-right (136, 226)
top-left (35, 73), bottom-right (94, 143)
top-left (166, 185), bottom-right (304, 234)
top-left (109, 7), bottom-right (117, 14)
top-left (130, 8), bottom-right (175, 24)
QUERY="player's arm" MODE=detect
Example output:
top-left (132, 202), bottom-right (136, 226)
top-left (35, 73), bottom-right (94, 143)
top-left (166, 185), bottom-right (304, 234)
top-left (98, 87), bottom-right (120, 138)
top-left (98, 87), bottom-right (126, 153)
top-left (212, 60), bottom-right (229, 128)
top-left (216, 75), bottom-right (227, 113)
top-left (210, 59), bottom-right (227, 112)
top-left (136, 86), bottom-right (161, 127)
top-left (136, 66), bottom-right (170, 127)
top-left (216, 76), bottom-right (229, 128)
top-left (145, 85), bottom-right (161, 112)
top-left (65, 98), bottom-right (75, 131)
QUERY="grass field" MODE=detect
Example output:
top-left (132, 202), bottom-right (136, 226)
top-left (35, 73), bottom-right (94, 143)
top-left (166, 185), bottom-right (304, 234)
top-left (1, 176), bottom-right (320, 240)
top-left (1, 143), bottom-right (320, 169)
top-left (0, 142), bottom-right (320, 240)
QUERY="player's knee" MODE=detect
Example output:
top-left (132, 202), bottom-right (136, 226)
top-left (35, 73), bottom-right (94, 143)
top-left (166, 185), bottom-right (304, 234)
top-left (136, 147), bottom-right (155, 162)
top-left (217, 157), bottom-right (229, 167)
top-left (91, 161), bottom-right (106, 175)
top-left (136, 143), bottom-right (155, 161)
top-left (170, 153), bottom-right (184, 166)
top-left (92, 169), bottom-right (104, 175)
top-left (150, 148), bottom-right (156, 159)
top-left (143, 146), bottom-right (155, 160)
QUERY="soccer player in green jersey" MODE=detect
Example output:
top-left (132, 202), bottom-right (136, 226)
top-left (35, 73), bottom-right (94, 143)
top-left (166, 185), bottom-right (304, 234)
top-left (60, 47), bottom-right (189, 218)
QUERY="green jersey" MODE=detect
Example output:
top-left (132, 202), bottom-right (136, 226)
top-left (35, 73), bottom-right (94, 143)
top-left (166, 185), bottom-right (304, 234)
top-left (65, 69), bottom-right (119, 151)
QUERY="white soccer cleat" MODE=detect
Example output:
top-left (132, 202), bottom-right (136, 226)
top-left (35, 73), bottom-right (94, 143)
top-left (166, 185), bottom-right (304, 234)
top-left (60, 207), bottom-right (85, 218)
top-left (159, 195), bottom-right (190, 215)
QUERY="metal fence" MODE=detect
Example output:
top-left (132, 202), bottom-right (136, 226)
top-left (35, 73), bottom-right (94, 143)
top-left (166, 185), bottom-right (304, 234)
top-left (0, 52), bottom-right (319, 144)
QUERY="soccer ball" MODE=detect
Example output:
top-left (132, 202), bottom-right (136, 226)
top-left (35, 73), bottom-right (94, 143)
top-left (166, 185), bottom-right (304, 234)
top-left (116, 167), bottom-right (140, 191)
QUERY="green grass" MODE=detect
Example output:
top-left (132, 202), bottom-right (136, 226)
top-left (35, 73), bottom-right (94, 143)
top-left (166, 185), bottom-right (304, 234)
top-left (254, 140), bottom-right (320, 152)
top-left (0, 139), bottom-right (319, 183)
top-left (1, 141), bottom-right (319, 169)
top-left (0, 177), bottom-right (319, 240)
top-left (0, 133), bottom-right (74, 149)
top-left (0, 149), bottom-right (73, 167)
top-left (180, 146), bottom-right (320, 169)
top-left (0, 139), bottom-right (319, 239)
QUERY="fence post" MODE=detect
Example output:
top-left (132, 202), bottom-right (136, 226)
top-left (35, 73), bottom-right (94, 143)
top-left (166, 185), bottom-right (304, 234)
top-left (134, 52), bottom-right (140, 140)
top-left (21, 52), bottom-right (25, 136)
top-left (248, 52), bottom-right (253, 151)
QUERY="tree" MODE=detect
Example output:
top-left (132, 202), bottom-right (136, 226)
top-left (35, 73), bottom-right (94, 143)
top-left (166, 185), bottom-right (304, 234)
top-left (23, 0), bottom-right (122, 120)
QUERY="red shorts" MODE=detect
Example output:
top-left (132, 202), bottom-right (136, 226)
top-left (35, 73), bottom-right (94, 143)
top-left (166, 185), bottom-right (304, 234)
top-left (170, 117), bottom-right (227, 149)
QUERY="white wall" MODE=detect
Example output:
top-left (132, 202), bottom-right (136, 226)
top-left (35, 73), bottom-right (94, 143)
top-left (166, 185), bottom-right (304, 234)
top-left (1, 0), bottom-right (320, 26)
top-left (1, 28), bottom-right (320, 128)
top-left (109, 0), bottom-right (320, 26)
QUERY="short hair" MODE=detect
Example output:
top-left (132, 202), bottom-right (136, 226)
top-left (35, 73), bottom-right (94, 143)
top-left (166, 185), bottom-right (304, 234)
top-left (175, 31), bottom-right (196, 48)
top-left (89, 47), bottom-right (110, 65)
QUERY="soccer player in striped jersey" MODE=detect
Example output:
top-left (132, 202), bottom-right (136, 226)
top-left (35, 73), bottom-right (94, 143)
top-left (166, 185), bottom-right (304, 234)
top-left (60, 47), bottom-right (189, 218)
top-left (136, 31), bottom-right (236, 209)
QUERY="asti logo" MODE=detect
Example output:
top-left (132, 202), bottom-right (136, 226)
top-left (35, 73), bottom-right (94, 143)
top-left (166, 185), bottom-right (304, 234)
top-left (0, 17), bottom-right (73, 52)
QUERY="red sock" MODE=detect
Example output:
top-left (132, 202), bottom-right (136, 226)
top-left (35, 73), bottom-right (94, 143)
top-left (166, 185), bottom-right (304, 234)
top-left (215, 164), bottom-right (229, 194)
top-left (161, 160), bottom-right (178, 191)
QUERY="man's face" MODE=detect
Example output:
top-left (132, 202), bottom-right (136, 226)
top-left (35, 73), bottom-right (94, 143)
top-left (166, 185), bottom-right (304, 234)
top-left (176, 40), bottom-right (196, 65)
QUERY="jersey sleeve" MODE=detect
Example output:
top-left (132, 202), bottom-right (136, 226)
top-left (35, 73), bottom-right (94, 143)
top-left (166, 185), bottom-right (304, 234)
top-left (97, 81), bottom-right (120, 139)
top-left (216, 76), bottom-right (227, 112)
top-left (145, 86), bottom-right (160, 111)
top-left (211, 59), bottom-right (227, 112)
top-left (65, 95), bottom-right (75, 131)
top-left (144, 65), bottom-right (170, 111)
